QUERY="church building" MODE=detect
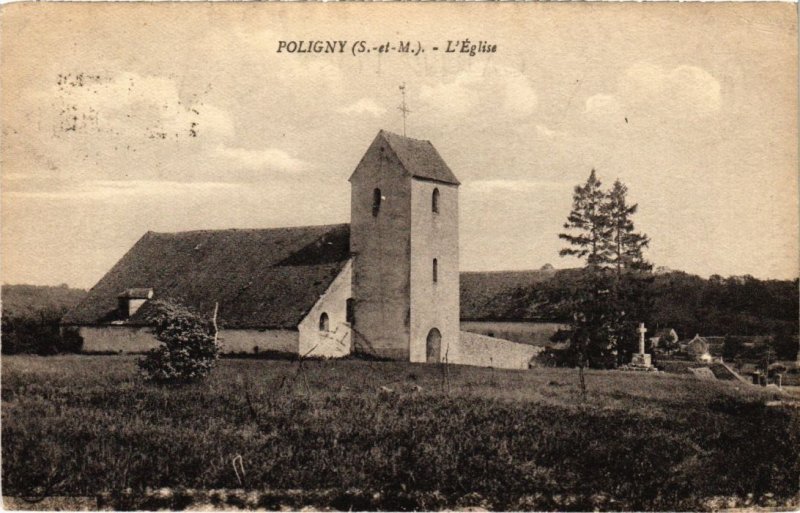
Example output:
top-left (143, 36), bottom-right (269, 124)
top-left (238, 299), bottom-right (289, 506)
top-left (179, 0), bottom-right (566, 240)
top-left (63, 130), bottom-right (542, 368)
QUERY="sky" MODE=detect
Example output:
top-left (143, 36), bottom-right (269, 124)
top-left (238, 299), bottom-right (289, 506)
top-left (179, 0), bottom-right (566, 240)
top-left (1, 2), bottom-right (797, 289)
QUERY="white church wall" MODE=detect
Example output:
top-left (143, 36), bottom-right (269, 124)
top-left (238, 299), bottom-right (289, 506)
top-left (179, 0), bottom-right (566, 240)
top-left (409, 179), bottom-right (460, 363)
top-left (219, 329), bottom-right (298, 355)
top-left (298, 260), bottom-right (353, 358)
top-left (453, 331), bottom-right (543, 370)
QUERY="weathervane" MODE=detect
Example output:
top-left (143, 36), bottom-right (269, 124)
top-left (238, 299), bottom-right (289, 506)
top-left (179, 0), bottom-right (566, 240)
top-left (398, 83), bottom-right (411, 136)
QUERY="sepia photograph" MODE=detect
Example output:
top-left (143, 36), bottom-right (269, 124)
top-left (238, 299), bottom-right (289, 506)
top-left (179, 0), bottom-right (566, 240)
top-left (1, 2), bottom-right (798, 511)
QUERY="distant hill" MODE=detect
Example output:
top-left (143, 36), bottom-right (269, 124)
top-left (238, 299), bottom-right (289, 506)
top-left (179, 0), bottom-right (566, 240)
top-left (460, 268), bottom-right (580, 321)
top-left (648, 272), bottom-right (798, 338)
top-left (460, 269), bottom-right (798, 341)
top-left (2, 284), bottom-right (87, 320)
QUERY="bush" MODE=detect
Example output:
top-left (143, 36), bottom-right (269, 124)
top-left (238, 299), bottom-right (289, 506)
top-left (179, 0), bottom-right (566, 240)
top-left (1, 309), bottom-right (83, 355)
top-left (535, 347), bottom-right (576, 367)
top-left (137, 300), bottom-right (220, 383)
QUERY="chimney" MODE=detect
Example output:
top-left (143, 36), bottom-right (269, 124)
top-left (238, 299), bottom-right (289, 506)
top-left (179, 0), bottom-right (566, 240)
top-left (118, 288), bottom-right (154, 318)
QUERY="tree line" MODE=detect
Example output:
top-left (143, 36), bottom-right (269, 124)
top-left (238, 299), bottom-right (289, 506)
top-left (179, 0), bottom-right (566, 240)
top-left (1, 284), bottom-right (85, 355)
top-left (556, 170), bottom-right (798, 367)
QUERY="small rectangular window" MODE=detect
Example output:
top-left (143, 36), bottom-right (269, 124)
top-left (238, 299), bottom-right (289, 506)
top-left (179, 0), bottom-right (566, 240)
top-left (372, 188), bottom-right (382, 217)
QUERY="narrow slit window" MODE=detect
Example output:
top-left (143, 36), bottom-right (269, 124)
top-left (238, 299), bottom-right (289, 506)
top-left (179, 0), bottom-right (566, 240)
top-left (432, 188), bottom-right (440, 213)
top-left (433, 258), bottom-right (438, 283)
top-left (372, 188), bottom-right (382, 217)
top-left (346, 298), bottom-right (355, 324)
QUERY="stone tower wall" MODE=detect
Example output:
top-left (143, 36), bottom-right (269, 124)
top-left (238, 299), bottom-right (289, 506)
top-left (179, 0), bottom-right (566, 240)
top-left (349, 139), bottom-right (412, 360)
top-left (409, 179), bottom-right (460, 363)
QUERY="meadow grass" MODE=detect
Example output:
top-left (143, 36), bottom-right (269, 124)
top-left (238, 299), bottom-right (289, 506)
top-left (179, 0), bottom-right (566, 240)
top-left (2, 355), bottom-right (798, 511)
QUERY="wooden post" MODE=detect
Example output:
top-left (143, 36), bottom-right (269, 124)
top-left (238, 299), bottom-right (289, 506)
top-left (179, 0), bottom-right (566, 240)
top-left (212, 302), bottom-right (219, 344)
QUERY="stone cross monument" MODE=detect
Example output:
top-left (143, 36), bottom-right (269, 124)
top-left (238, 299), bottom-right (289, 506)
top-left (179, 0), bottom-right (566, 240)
top-left (631, 322), bottom-right (653, 368)
top-left (638, 323), bottom-right (646, 354)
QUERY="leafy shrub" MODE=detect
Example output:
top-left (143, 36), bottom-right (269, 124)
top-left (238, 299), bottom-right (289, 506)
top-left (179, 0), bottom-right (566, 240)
top-left (137, 300), bottom-right (220, 383)
top-left (1, 310), bottom-right (83, 355)
top-left (535, 346), bottom-right (575, 367)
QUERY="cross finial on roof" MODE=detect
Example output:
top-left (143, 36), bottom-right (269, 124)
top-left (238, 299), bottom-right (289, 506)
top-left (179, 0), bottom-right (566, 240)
top-left (398, 83), bottom-right (411, 136)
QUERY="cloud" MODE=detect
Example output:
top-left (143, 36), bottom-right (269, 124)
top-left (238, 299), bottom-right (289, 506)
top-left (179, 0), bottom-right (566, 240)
top-left (2, 172), bottom-right (32, 181)
top-left (47, 71), bottom-right (235, 141)
top-left (502, 72), bottom-right (539, 117)
top-left (8, 70), bottom-right (327, 186)
top-left (205, 26), bottom-right (345, 96)
top-left (6, 180), bottom-right (241, 201)
top-left (420, 64), bottom-right (538, 119)
top-left (337, 98), bottom-right (386, 117)
top-left (622, 63), bottom-right (722, 116)
top-left (5, 68), bottom-right (328, 194)
top-left (580, 64), bottom-right (722, 135)
top-left (535, 124), bottom-right (565, 139)
top-left (584, 94), bottom-right (622, 118)
top-left (587, 63), bottom-right (721, 122)
top-left (213, 145), bottom-right (309, 173)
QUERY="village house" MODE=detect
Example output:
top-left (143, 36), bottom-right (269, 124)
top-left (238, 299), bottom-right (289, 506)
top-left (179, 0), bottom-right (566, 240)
top-left (682, 334), bottom-right (714, 362)
top-left (63, 130), bottom-right (558, 369)
top-left (649, 328), bottom-right (679, 350)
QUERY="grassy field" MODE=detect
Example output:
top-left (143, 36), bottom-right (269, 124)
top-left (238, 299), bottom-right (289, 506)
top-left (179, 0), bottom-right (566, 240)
top-left (2, 355), bottom-right (799, 511)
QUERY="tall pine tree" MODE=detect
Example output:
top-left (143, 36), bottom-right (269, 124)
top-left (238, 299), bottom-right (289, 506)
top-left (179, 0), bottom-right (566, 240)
top-left (559, 170), bottom-right (653, 368)
top-left (559, 170), bottom-right (615, 375)
top-left (604, 180), bottom-right (653, 362)
top-left (558, 169), bottom-right (612, 268)
top-left (605, 180), bottom-right (651, 274)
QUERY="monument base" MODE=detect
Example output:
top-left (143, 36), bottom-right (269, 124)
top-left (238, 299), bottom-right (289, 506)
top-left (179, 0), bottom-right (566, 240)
top-left (631, 353), bottom-right (652, 368)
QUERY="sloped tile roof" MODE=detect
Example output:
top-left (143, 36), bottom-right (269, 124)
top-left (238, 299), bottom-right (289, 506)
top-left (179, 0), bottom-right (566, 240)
top-left (379, 130), bottom-right (460, 185)
top-left (63, 224), bottom-right (351, 329)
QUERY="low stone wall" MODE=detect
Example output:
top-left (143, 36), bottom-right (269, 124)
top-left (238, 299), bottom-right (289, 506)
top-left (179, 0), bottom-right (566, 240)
top-left (80, 326), bottom-right (541, 369)
top-left (452, 331), bottom-right (542, 370)
top-left (79, 326), bottom-right (298, 355)
top-left (80, 326), bottom-right (159, 353)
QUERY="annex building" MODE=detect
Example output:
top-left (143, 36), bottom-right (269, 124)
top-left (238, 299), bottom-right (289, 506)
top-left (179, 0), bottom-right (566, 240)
top-left (63, 130), bottom-right (559, 369)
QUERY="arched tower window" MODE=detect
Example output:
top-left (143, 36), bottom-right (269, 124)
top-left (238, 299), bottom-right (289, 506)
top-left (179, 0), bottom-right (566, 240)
top-left (432, 258), bottom-right (438, 283)
top-left (432, 188), bottom-right (440, 213)
top-left (372, 188), bottom-right (382, 217)
top-left (319, 312), bottom-right (329, 332)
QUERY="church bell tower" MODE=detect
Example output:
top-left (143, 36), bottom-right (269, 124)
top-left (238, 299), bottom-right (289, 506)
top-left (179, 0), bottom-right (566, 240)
top-left (348, 130), bottom-right (460, 362)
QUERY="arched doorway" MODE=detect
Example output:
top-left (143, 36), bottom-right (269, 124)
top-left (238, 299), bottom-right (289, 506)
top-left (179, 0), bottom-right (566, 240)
top-left (426, 328), bottom-right (442, 363)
